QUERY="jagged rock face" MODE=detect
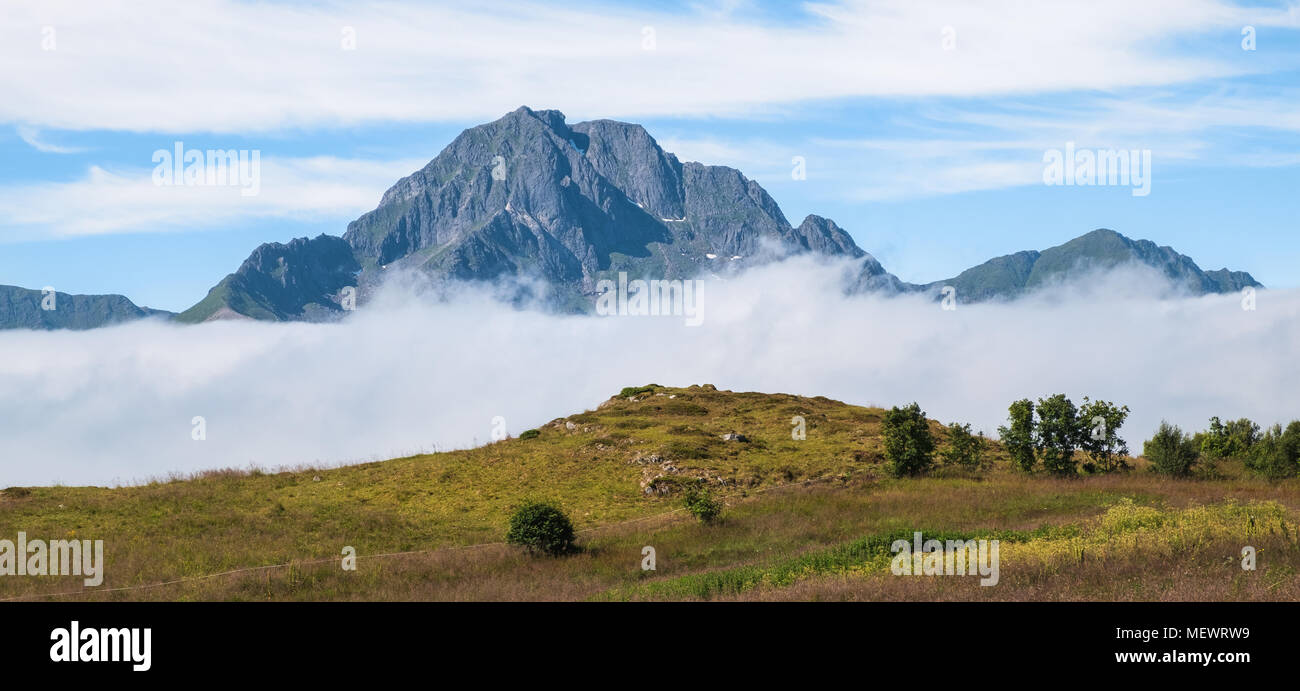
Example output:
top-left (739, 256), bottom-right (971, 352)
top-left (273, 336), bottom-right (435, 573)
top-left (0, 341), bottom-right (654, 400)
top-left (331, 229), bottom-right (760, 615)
top-left (571, 119), bottom-right (686, 221)
top-left (176, 234), bottom-right (359, 323)
top-left (344, 107), bottom-right (666, 289)
top-left (1202, 268), bottom-right (1260, 293)
top-left (0, 286), bottom-right (165, 330)
top-left (341, 106), bottom-right (872, 300)
top-left (793, 215), bottom-right (867, 259)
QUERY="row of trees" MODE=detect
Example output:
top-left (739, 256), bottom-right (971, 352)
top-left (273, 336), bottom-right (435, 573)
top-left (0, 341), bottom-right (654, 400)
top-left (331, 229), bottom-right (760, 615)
top-left (1145, 417), bottom-right (1300, 479)
top-left (881, 396), bottom-right (1299, 481)
top-left (996, 395), bottom-right (1131, 476)
top-left (881, 395), bottom-right (1127, 479)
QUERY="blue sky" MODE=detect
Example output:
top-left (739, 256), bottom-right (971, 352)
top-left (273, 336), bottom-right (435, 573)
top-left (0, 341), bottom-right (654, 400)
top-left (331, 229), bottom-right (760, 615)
top-left (1, 0), bottom-right (1297, 311)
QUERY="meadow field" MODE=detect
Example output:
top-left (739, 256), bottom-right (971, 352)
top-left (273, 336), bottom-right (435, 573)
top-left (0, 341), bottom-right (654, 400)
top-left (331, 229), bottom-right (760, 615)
top-left (2, 385), bottom-right (1296, 601)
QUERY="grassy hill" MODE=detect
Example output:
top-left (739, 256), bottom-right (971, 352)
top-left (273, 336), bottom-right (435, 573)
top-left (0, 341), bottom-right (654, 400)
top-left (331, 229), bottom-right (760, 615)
top-left (2, 385), bottom-right (1297, 601)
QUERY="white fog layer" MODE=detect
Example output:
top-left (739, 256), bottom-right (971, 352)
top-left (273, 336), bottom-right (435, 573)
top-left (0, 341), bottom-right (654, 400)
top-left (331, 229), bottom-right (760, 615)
top-left (1, 256), bottom-right (1294, 486)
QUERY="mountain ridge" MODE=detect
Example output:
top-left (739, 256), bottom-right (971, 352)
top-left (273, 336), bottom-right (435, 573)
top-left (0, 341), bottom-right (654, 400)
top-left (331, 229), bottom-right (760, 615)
top-left (0, 107), bottom-right (1263, 329)
top-left (0, 285), bottom-right (172, 330)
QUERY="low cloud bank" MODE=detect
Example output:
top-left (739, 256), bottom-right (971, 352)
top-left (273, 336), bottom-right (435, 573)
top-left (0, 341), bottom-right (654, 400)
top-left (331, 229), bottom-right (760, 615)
top-left (1, 256), bottom-right (1295, 486)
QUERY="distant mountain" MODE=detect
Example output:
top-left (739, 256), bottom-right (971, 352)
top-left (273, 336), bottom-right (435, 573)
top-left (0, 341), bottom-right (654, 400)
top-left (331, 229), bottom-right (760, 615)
top-left (0, 285), bottom-right (171, 330)
top-left (337, 106), bottom-right (875, 310)
top-left (923, 229), bottom-right (1261, 302)
top-left (14, 106), bottom-right (1253, 327)
top-left (176, 235), bottom-right (359, 323)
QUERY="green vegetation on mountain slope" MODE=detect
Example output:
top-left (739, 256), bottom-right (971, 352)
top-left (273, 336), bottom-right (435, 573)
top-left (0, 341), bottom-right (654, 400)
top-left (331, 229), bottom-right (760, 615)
top-left (1, 385), bottom-right (1296, 601)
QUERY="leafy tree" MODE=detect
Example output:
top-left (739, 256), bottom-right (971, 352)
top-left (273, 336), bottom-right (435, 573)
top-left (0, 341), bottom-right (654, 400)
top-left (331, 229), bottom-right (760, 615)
top-left (998, 399), bottom-right (1037, 472)
top-left (1201, 416), bottom-right (1261, 459)
top-left (940, 422), bottom-right (986, 469)
top-left (682, 480), bottom-right (723, 523)
top-left (1035, 394), bottom-right (1080, 476)
top-left (1143, 421), bottom-right (1199, 477)
top-left (1077, 397), bottom-right (1131, 473)
top-left (506, 502), bottom-right (576, 556)
top-left (882, 402), bottom-right (935, 477)
top-left (1199, 417), bottom-right (1229, 459)
top-left (1225, 418), bottom-right (1262, 454)
top-left (1245, 423), bottom-right (1300, 481)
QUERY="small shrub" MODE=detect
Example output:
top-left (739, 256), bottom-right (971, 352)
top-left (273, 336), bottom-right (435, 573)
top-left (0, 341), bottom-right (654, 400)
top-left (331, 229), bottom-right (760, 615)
top-left (882, 402), bottom-right (935, 477)
top-left (518, 429), bottom-right (540, 440)
top-left (940, 422), bottom-right (986, 468)
top-left (619, 385), bottom-right (657, 398)
top-left (1143, 421), bottom-right (1198, 477)
top-left (683, 481), bottom-right (723, 523)
top-left (506, 502), bottom-right (576, 556)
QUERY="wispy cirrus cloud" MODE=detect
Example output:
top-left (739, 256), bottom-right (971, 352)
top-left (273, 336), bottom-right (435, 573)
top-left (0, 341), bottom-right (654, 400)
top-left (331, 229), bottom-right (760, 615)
top-left (15, 125), bottom-right (86, 154)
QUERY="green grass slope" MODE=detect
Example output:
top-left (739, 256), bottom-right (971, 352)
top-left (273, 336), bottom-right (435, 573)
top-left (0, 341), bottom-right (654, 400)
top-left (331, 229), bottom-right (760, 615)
top-left (2, 385), bottom-right (1296, 602)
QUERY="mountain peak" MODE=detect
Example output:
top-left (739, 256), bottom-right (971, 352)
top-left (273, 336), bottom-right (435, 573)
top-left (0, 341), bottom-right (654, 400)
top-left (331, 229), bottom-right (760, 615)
top-left (176, 234), bottom-right (358, 323)
top-left (793, 214), bottom-right (866, 258)
top-left (503, 105), bottom-right (569, 132)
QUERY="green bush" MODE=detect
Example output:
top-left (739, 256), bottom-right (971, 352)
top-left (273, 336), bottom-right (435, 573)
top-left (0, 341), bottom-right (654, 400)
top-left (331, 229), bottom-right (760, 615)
top-left (940, 422), bottom-right (986, 468)
top-left (998, 399), bottom-right (1037, 472)
top-left (882, 402), bottom-right (935, 477)
top-left (518, 429), bottom-right (540, 440)
top-left (619, 385), bottom-right (657, 398)
top-left (1143, 421), bottom-right (1198, 477)
top-left (506, 502), bottom-right (576, 556)
top-left (1245, 423), bottom-right (1300, 481)
top-left (682, 481), bottom-right (723, 523)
